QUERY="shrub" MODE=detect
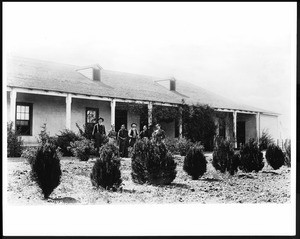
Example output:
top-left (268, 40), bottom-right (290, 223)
top-left (76, 123), bottom-right (94, 140)
top-left (38, 124), bottom-right (57, 146)
top-left (259, 129), bottom-right (274, 151)
top-left (284, 139), bottom-right (291, 167)
top-left (21, 147), bottom-right (38, 165)
top-left (7, 122), bottom-right (23, 157)
top-left (265, 144), bottom-right (285, 170)
top-left (56, 129), bottom-right (81, 156)
top-left (239, 138), bottom-right (264, 172)
top-left (164, 137), bottom-right (178, 154)
top-left (176, 137), bottom-right (193, 156)
top-left (183, 143), bottom-right (207, 180)
top-left (70, 138), bottom-right (95, 161)
top-left (212, 137), bottom-right (240, 175)
top-left (90, 143), bottom-right (122, 189)
top-left (31, 142), bottom-right (62, 199)
top-left (131, 138), bottom-right (177, 185)
top-left (182, 103), bottom-right (216, 151)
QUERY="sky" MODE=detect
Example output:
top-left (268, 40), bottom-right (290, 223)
top-left (3, 2), bottom-right (296, 139)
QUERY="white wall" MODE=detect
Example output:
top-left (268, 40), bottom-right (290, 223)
top-left (71, 98), bottom-right (111, 133)
top-left (260, 114), bottom-right (279, 141)
top-left (9, 93), bottom-right (66, 145)
top-left (7, 92), bottom-right (146, 145)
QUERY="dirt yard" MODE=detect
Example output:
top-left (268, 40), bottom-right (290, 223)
top-left (6, 154), bottom-right (291, 204)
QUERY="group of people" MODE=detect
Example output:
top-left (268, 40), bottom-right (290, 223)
top-left (91, 117), bottom-right (166, 157)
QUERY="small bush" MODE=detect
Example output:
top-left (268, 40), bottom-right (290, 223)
top-left (164, 137), bottom-right (178, 154)
top-left (259, 129), bottom-right (274, 151)
top-left (21, 147), bottom-right (38, 165)
top-left (284, 139), bottom-right (291, 167)
top-left (38, 124), bottom-right (58, 146)
top-left (265, 144), bottom-right (285, 170)
top-left (90, 143), bottom-right (122, 189)
top-left (212, 138), bottom-right (240, 175)
top-left (31, 142), bottom-right (62, 199)
top-left (239, 138), bottom-right (264, 173)
top-left (56, 129), bottom-right (81, 156)
top-left (176, 137), bottom-right (193, 156)
top-left (76, 123), bottom-right (94, 140)
top-left (131, 138), bottom-right (177, 185)
top-left (7, 122), bottom-right (23, 157)
top-left (70, 138), bottom-right (95, 161)
top-left (183, 143), bottom-right (207, 180)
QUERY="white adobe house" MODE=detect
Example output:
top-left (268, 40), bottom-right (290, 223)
top-left (6, 56), bottom-right (279, 148)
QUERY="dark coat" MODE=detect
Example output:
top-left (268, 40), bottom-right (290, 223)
top-left (139, 130), bottom-right (150, 139)
top-left (92, 124), bottom-right (106, 136)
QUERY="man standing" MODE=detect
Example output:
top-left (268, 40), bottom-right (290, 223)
top-left (139, 125), bottom-right (150, 139)
top-left (92, 117), bottom-right (106, 155)
top-left (128, 123), bottom-right (139, 147)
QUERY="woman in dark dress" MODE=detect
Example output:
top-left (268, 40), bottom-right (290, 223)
top-left (92, 117), bottom-right (106, 155)
top-left (139, 125), bottom-right (150, 139)
top-left (108, 124), bottom-right (117, 144)
top-left (128, 123), bottom-right (139, 147)
top-left (117, 124), bottom-right (129, 157)
top-left (152, 123), bottom-right (166, 144)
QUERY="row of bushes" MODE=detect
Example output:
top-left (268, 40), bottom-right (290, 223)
top-left (25, 132), bottom-right (289, 200)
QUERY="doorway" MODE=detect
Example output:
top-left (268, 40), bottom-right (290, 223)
top-left (115, 109), bottom-right (128, 132)
top-left (237, 121), bottom-right (246, 148)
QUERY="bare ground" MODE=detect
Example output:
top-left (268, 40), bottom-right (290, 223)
top-left (6, 155), bottom-right (291, 205)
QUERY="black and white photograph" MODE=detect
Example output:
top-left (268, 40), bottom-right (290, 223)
top-left (3, 2), bottom-right (296, 236)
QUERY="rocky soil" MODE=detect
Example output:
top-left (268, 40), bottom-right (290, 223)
top-left (6, 155), bottom-right (291, 205)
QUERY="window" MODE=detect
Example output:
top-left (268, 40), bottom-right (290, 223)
top-left (219, 118), bottom-right (226, 138)
top-left (86, 108), bottom-right (99, 125)
top-left (16, 103), bottom-right (32, 136)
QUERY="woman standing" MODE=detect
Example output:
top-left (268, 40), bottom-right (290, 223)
top-left (117, 124), bottom-right (129, 157)
top-left (92, 117), bottom-right (106, 155)
top-left (107, 124), bottom-right (117, 144)
top-left (128, 123), bottom-right (139, 147)
top-left (152, 123), bottom-right (166, 143)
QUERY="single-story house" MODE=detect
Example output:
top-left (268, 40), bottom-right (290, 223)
top-left (6, 56), bottom-right (279, 148)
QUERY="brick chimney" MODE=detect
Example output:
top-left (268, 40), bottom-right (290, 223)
top-left (155, 77), bottom-right (177, 91)
top-left (76, 64), bottom-right (102, 81)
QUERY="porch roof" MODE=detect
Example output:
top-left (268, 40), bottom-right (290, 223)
top-left (7, 56), bottom-right (277, 114)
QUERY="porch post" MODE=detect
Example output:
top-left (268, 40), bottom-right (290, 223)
top-left (110, 99), bottom-right (116, 126)
top-left (256, 112), bottom-right (260, 142)
top-left (10, 89), bottom-right (17, 130)
top-left (148, 101), bottom-right (153, 127)
top-left (178, 106), bottom-right (183, 138)
top-left (66, 94), bottom-right (72, 130)
top-left (233, 111), bottom-right (237, 148)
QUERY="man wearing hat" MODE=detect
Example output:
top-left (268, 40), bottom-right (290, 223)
top-left (128, 122), bottom-right (139, 147)
top-left (92, 117), bottom-right (106, 154)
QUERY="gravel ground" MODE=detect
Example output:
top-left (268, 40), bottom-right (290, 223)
top-left (6, 154), bottom-right (291, 205)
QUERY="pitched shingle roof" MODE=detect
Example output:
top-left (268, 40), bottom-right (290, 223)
top-left (6, 56), bottom-right (276, 114)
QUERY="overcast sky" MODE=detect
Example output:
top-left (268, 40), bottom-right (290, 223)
top-left (3, 2), bottom-right (296, 139)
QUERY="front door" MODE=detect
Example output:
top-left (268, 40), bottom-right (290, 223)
top-left (115, 109), bottom-right (128, 132)
top-left (237, 121), bottom-right (246, 148)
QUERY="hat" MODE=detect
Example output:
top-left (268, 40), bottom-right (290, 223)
top-left (131, 123), bottom-right (137, 127)
top-left (98, 117), bottom-right (104, 121)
